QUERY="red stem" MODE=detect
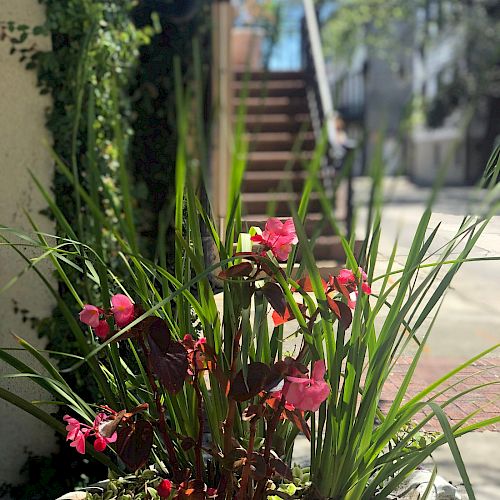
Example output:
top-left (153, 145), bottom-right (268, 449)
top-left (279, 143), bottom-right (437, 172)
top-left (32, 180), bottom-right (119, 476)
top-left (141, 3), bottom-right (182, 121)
top-left (237, 418), bottom-right (257, 500)
top-left (253, 395), bottom-right (286, 499)
top-left (138, 337), bottom-right (182, 482)
top-left (193, 372), bottom-right (204, 482)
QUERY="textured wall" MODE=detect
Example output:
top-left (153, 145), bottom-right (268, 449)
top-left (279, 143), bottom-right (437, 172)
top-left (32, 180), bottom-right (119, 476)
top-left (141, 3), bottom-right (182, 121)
top-left (0, 0), bottom-right (56, 488)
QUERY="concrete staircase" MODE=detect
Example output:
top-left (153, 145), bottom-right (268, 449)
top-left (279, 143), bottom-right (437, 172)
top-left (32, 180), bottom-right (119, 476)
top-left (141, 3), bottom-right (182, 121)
top-left (233, 70), bottom-right (352, 264)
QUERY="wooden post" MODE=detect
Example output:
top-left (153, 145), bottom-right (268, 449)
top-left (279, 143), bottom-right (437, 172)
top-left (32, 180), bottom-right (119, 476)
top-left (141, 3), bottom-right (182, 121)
top-left (211, 0), bottom-right (232, 237)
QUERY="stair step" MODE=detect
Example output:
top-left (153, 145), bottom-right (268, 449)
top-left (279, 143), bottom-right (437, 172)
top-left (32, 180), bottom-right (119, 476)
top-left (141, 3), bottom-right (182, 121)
top-left (234, 70), bottom-right (307, 81)
top-left (297, 236), bottom-right (363, 262)
top-left (241, 182), bottom-right (349, 219)
top-left (242, 192), bottom-right (322, 214)
top-left (242, 170), bottom-right (310, 193)
top-left (234, 96), bottom-right (309, 114)
top-left (241, 213), bottom-right (339, 236)
top-left (240, 113), bottom-right (312, 133)
top-left (246, 151), bottom-right (315, 171)
top-left (232, 80), bottom-right (306, 98)
top-left (246, 132), bottom-right (316, 152)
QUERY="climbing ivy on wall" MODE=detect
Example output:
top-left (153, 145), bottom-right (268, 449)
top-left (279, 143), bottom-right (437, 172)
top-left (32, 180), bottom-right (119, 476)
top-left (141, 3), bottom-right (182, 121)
top-left (1, 1), bottom-right (212, 496)
top-left (1, 1), bottom-right (151, 497)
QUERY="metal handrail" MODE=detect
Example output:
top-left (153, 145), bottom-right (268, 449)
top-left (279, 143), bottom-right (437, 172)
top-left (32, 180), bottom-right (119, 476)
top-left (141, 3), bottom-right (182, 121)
top-left (302, 0), bottom-right (344, 159)
top-left (301, 0), bottom-right (354, 236)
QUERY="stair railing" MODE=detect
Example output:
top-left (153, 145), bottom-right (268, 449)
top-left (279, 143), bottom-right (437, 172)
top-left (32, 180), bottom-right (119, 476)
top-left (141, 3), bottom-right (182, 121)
top-left (301, 0), bottom-right (354, 235)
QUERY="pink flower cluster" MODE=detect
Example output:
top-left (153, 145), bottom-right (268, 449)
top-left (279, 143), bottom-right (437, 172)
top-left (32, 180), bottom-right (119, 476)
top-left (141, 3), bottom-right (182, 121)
top-left (63, 413), bottom-right (117, 454)
top-left (250, 218), bottom-right (298, 261)
top-left (336, 267), bottom-right (372, 309)
top-left (79, 294), bottom-right (135, 339)
top-left (270, 360), bottom-right (330, 412)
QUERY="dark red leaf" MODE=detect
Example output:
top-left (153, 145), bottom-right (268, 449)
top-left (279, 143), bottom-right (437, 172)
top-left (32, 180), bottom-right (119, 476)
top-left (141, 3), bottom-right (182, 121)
top-left (262, 361), bottom-right (288, 392)
top-left (337, 300), bottom-right (353, 330)
top-left (285, 409), bottom-right (311, 440)
top-left (116, 420), bottom-right (153, 471)
top-left (270, 456), bottom-right (293, 481)
top-left (145, 317), bottom-right (171, 352)
top-left (218, 262), bottom-right (253, 279)
top-left (181, 437), bottom-right (196, 451)
top-left (261, 282), bottom-right (287, 316)
top-left (229, 362), bottom-right (271, 401)
top-left (248, 452), bottom-right (267, 481)
top-left (327, 299), bottom-right (352, 330)
top-left (242, 404), bottom-right (263, 422)
top-left (149, 338), bottom-right (188, 394)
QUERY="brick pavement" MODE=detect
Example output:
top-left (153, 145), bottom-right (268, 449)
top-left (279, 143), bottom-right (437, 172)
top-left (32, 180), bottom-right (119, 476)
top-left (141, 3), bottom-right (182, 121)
top-left (379, 357), bottom-right (500, 432)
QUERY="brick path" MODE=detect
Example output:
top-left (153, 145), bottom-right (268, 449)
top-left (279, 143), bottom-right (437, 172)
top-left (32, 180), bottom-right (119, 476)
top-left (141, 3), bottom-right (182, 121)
top-left (379, 357), bottom-right (500, 432)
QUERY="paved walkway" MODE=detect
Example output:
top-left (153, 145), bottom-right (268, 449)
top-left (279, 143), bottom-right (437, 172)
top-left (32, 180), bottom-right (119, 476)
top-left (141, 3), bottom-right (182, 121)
top-left (353, 177), bottom-right (500, 498)
top-left (381, 357), bottom-right (500, 432)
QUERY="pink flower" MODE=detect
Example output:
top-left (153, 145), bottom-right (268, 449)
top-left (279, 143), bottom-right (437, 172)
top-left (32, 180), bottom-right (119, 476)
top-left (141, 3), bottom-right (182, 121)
top-left (93, 412), bottom-right (118, 451)
top-left (251, 218), bottom-right (298, 261)
top-left (70, 430), bottom-right (88, 454)
top-left (63, 415), bottom-right (82, 441)
top-left (336, 267), bottom-right (372, 309)
top-left (63, 412), bottom-right (117, 455)
top-left (284, 361), bottom-right (330, 412)
top-left (157, 479), bottom-right (172, 498)
top-left (207, 487), bottom-right (217, 498)
top-left (79, 304), bottom-right (101, 328)
top-left (94, 319), bottom-right (110, 340)
top-left (111, 294), bottom-right (135, 327)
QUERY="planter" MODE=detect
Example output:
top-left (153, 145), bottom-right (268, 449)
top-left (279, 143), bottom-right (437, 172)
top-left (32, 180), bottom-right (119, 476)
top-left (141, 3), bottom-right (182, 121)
top-left (230, 26), bottom-right (265, 70)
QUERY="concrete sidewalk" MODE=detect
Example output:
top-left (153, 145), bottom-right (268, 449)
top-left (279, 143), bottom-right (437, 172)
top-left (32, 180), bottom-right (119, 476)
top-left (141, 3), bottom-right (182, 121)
top-left (353, 177), bottom-right (500, 499)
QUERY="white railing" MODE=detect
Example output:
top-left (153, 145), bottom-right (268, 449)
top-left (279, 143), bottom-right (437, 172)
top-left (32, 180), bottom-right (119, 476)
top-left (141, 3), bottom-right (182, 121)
top-left (302, 0), bottom-right (343, 158)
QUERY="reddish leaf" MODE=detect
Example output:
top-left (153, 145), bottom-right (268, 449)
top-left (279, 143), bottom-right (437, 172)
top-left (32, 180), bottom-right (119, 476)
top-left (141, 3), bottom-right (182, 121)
top-left (261, 282), bottom-right (286, 316)
top-left (285, 409), bottom-right (311, 440)
top-left (229, 362), bottom-right (271, 401)
top-left (116, 419), bottom-right (153, 471)
top-left (336, 300), bottom-right (353, 330)
top-left (176, 480), bottom-right (206, 500)
top-left (327, 296), bottom-right (341, 318)
top-left (333, 276), bottom-right (350, 300)
top-left (272, 305), bottom-right (294, 326)
top-left (218, 262), bottom-right (253, 279)
top-left (294, 275), bottom-right (327, 292)
top-left (148, 337), bottom-right (188, 394)
top-left (270, 456), bottom-right (293, 481)
top-left (248, 452), bottom-right (267, 481)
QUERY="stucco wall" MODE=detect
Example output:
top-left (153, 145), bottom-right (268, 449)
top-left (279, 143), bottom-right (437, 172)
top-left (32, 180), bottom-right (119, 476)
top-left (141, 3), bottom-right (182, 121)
top-left (0, 0), bottom-right (56, 489)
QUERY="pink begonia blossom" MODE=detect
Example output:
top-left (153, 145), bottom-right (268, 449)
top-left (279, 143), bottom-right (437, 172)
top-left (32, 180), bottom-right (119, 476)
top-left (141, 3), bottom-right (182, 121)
top-left (94, 319), bottom-right (110, 340)
top-left (284, 360), bottom-right (330, 412)
top-left (110, 294), bottom-right (135, 327)
top-left (63, 412), bottom-right (117, 455)
top-left (63, 415), bottom-right (82, 441)
top-left (157, 479), bottom-right (173, 498)
top-left (251, 217), bottom-right (298, 261)
top-left (337, 267), bottom-right (372, 309)
top-left (79, 304), bottom-right (101, 328)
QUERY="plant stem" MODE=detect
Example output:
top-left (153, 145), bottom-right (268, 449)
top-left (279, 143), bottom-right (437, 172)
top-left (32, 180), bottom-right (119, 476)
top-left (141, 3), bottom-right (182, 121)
top-left (237, 418), bottom-right (257, 500)
top-left (220, 326), bottom-right (243, 498)
top-left (193, 374), bottom-right (204, 482)
top-left (253, 396), bottom-right (286, 499)
top-left (138, 337), bottom-right (182, 482)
